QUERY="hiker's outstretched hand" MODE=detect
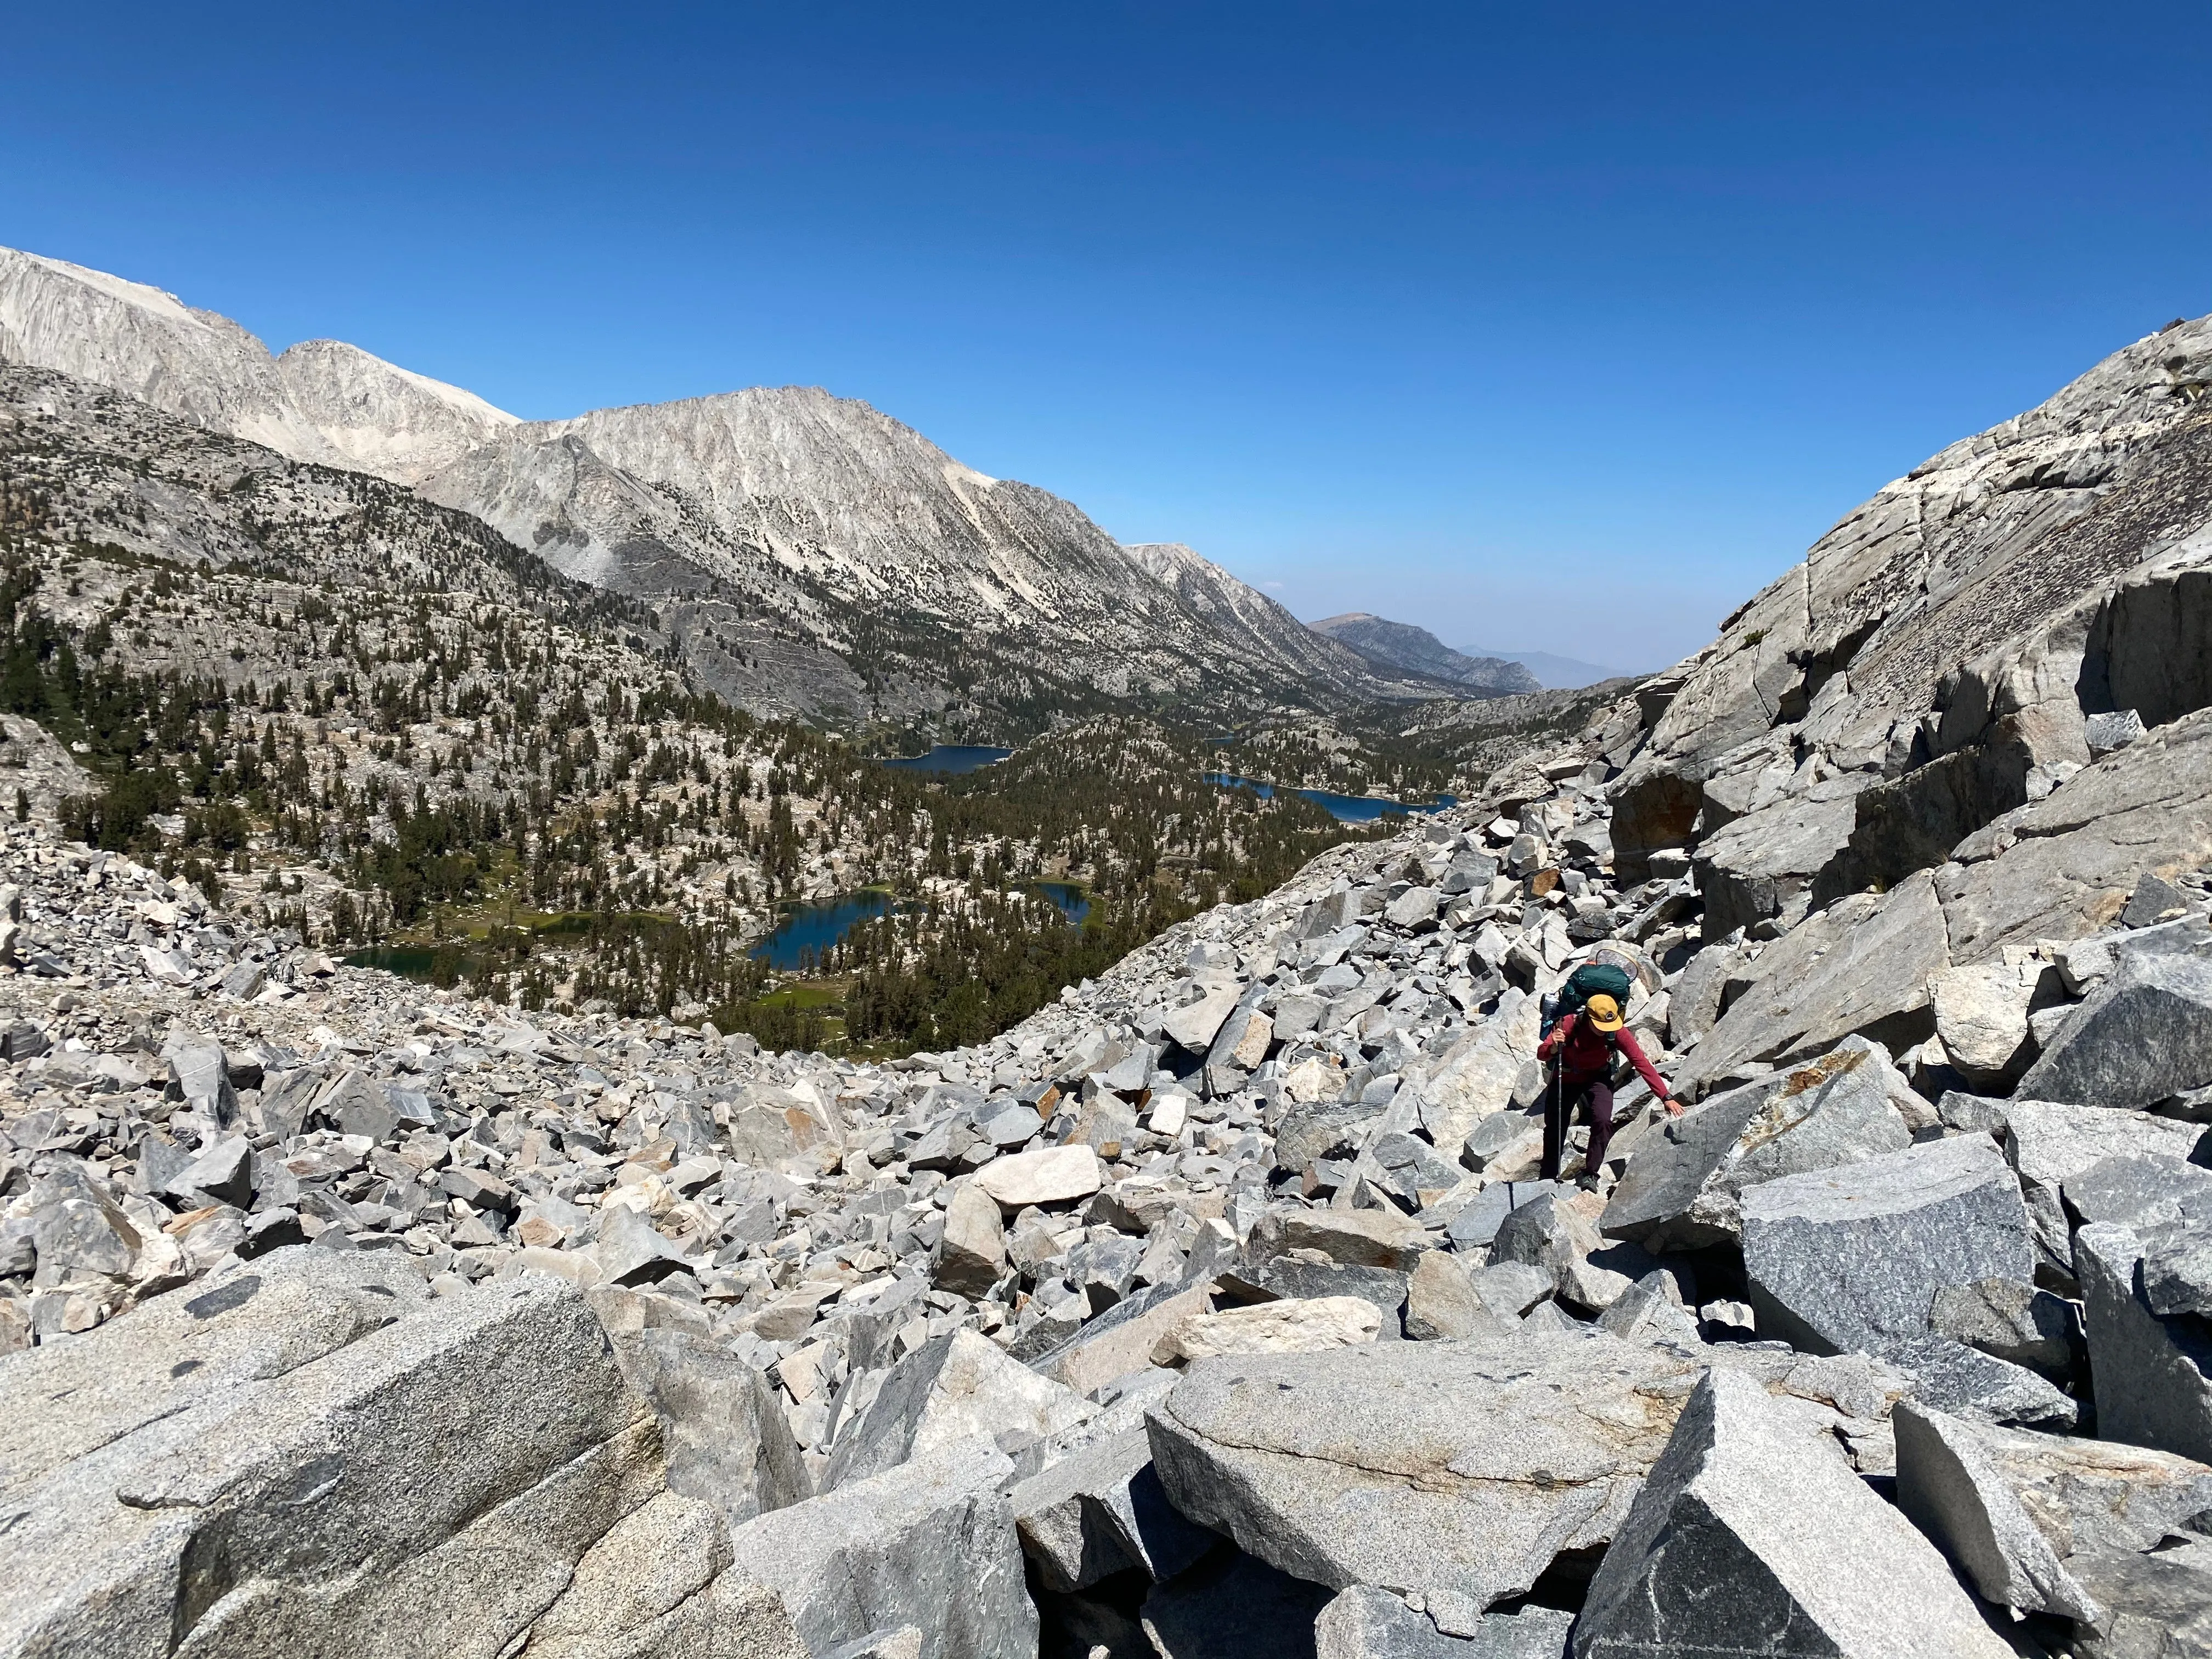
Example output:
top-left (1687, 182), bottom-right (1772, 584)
top-left (1661, 1097), bottom-right (1685, 1118)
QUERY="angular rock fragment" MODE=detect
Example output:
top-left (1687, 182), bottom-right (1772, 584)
top-left (1444, 1180), bottom-right (1559, 1251)
top-left (1929, 1277), bottom-right (2084, 1378)
top-left (1595, 1269), bottom-right (1702, 1347)
top-left (1680, 870), bottom-right (1950, 1097)
top-left (602, 1325), bottom-right (811, 1521)
top-left (1740, 1135), bottom-right (2034, 1355)
top-left (728, 1437), bottom-right (1037, 1659)
top-left (1010, 1425), bottom-right (1213, 1592)
top-left (2066, 1542), bottom-right (2212, 1659)
top-left (1576, 1368), bottom-right (2013, 1658)
top-left (1274, 1099), bottom-right (1386, 1177)
top-left (973, 1144), bottom-right (1103, 1210)
top-left (1601, 1035), bottom-right (1914, 1252)
top-left (165, 1037), bottom-right (239, 1121)
top-left (1402, 1250), bottom-right (1510, 1342)
top-left (2064, 1152), bottom-right (2212, 1234)
top-left (932, 1180), bottom-right (1006, 1297)
top-left (1028, 1281), bottom-right (1216, 1396)
top-left (1472, 1260), bottom-right (1554, 1321)
top-left (1147, 1330), bottom-right (1701, 1609)
top-left (1243, 1257), bottom-right (1412, 1330)
top-left (167, 1133), bottom-right (256, 1207)
top-left (518, 1491), bottom-right (810, 1659)
top-left (0, 1256), bottom-right (660, 1659)
top-left (2085, 709), bottom-right (2147, 756)
top-left (590, 1204), bottom-right (693, 1286)
top-left (1152, 1296), bottom-right (1383, 1364)
top-left (2075, 1222), bottom-right (2212, 1463)
top-left (1894, 1400), bottom-right (2212, 1623)
top-left (1163, 984), bottom-right (1242, 1054)
top-left (2145, 1225), bottom-right (2212, 1318)
top-left (1928, 960), bottom-right (2040, 1084)
top-left (1882, 1335), bottom-right (2079, 1432)
top-left (1205, 1002), bottom-right (1274, 1092)
top-left (1413, 992), bottom-right (1541, 1153)
top-left (2002, 1099), bottom-right (2203, 1279)
top-left (1249, 1205), bottom-right (1431, 1272)
top-left (823, 1329), bottom-right (1092, 1489)
top-left (2016, 949), bottom-right (2212, 1109)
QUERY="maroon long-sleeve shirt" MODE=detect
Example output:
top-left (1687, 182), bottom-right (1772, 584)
top-left (1539, 1012), bottom-right (1669, 1097)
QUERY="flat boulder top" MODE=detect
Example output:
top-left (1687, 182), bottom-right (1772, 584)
top-left (1741, 1133), bottom-right (2012, 1227)
top-left (972, 1144), bottom-right (1104, 1208)
top-left (1154, 1331), bottom-right (1694, 1486)
top-left (1146, 1330), bottom-right (1703, 1607)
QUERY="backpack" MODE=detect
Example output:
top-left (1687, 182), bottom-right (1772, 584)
top-left (1542, 960), bottom-right (1635, 1029)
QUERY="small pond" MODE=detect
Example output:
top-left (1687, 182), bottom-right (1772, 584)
top-left (1031, 881), bottom-right (1091, 924)
top-left (749, 891), bottom-right (905, 969)
top-left (879, 745), bottom-right (1013, 776)
top-left (1203, 771), bottom-right (1458, 823)
top-left (343, 946), bottom-right (440, 982)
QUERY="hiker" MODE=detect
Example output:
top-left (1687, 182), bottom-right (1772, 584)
top-left (1537, 990), bottom-right (1681, 1186)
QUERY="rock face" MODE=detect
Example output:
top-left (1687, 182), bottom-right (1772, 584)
top-left (0, 246), bottom-right (345, 466)
top-left (1575, 1369), bottom-right (2012, 1658)
top-left (0, 1249), bottom-right (732, 1659)
top-left (275, 336), bottom-right (522, 484)
top-left (1601, 1036), bottom-right (1915, 1250)
top-left (1740, 1135), bottom-right (2034, 1355)
top-left (1676, 871), bottom-right (1950, 1096)
top-left (2015, 949), bottom-right (2212, 1108)
top-left (0, 243), bottom-right (1449, 733)
top-left (1608, 306), bottom-right (2212, 921)
top-left (727, 1437), bottom-right (1036, 1659)
top-left (1147, 1334), bottom-right (1697, 1610)
top-left (2075, 1222), bottom-right (2212, 1463)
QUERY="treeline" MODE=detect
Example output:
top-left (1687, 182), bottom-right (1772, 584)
top-left (2, 532), bottom-right (1397, 1053)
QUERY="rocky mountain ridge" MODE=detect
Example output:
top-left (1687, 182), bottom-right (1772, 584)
top-left (0, 247), bottom-right (1450, 737)
top-left (1307, 611), bottom-right (1540, 697)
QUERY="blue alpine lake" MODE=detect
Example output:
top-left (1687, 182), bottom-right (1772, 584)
top-left (879, 745), bottom-right (1014, 775)
top-left (749, 881), bottom-right (1090, 971)
top-left (1203, 771), bottom-right (1458, 823)
top-left (749, 891), bottom-right (904, 969)
top-left (1032, 882), bottom-right (1091, 924)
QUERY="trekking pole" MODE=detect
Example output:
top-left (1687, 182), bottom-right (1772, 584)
top-left (1547, 1054), bottom-right (1562, 1183)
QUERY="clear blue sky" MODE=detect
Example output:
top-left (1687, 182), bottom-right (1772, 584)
top-left (6, 4), bottom-right (2210, 671)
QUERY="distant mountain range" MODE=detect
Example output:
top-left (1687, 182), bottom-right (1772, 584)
top-left (1458, 647), bottom-right (1642, 690)
top-left (0, 246), bottom-right (1470, 737)
top-left (1306, 613), bottom-right (1538, 695)
top-left (1306, 613), bottom-right (1644, 692)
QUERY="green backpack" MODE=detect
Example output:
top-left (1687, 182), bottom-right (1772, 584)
top-left (1550, 960), bottom-right (1635, 1025)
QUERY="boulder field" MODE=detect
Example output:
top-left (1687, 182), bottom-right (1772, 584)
top-left (9, 317), bottom-right (2212, 1655)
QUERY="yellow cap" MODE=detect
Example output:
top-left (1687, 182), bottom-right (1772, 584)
top-left (1585, 993), bottom-right (1624, 1032)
